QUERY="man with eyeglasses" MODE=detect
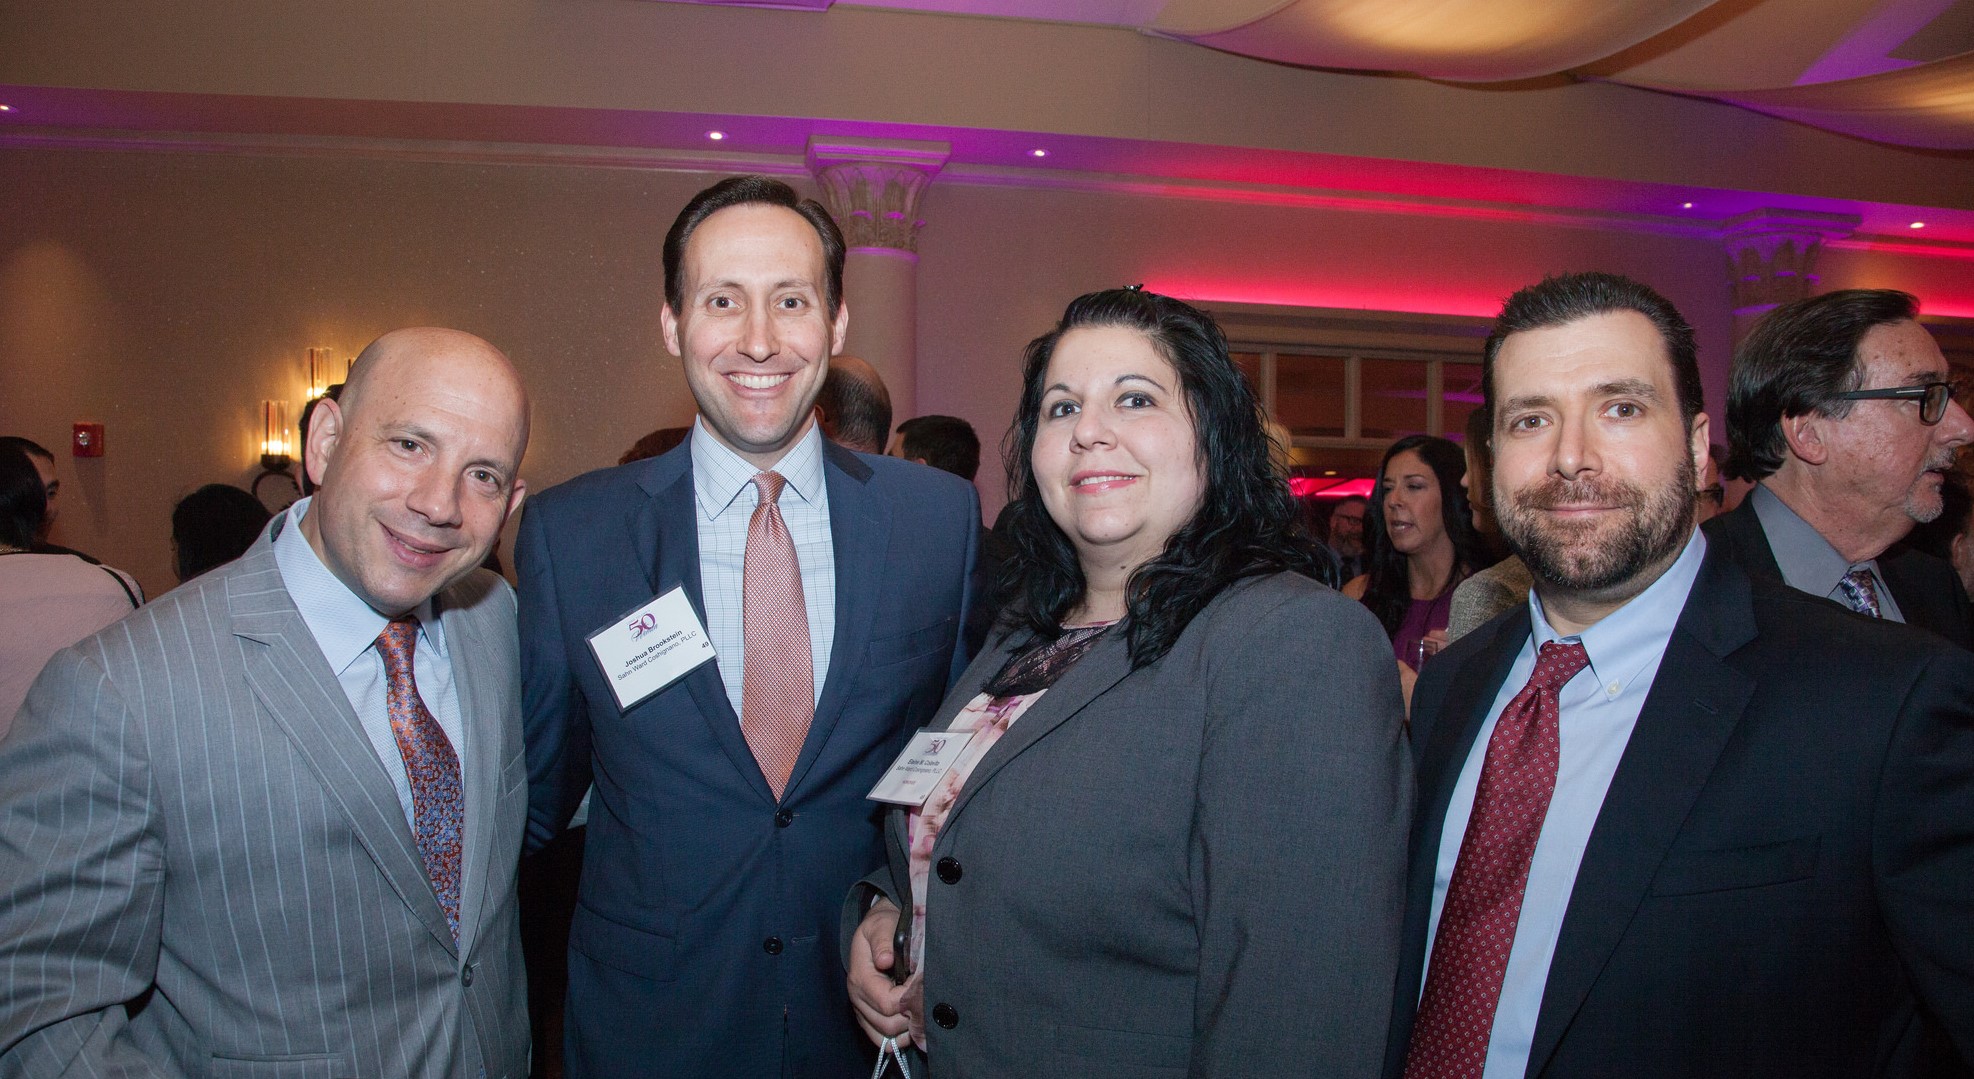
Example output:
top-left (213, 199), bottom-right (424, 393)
top-left (1708, 288), bottom-right (1974, 647)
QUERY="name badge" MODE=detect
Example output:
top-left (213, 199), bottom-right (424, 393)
top-left (867, 729), bottom-right (977, 807)
top-left (586, 587), bottom-right (716, 712)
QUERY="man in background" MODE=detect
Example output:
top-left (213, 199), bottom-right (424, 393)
top-left (892, 413), bottom-right (1000, 652)
top-left (0, 435), bottom-right (96, 561)
top-left (0, 328), bottom-right (535, 1076)
top-left (814, 354), bottom-right (891, 454)
top-left (1709, 289), bottom-right (1973, 647)
top-left (1329, 494), bottom-right (1370, 581)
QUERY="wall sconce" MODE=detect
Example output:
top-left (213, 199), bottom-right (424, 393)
top-left (260, 399), bottom-right (293, 471)
top-left (306, 347), bottom-right (346, 400)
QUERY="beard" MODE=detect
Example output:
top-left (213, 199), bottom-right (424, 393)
top-left (1498, 455), bottom-right (1696, 595)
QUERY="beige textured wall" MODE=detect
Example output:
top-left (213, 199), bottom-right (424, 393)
top-left (3, 145), bottom-right (1963, 599)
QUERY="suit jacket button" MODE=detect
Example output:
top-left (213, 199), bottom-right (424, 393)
top-left (460, 963), bottom-right (475, 987)
top-left (932, 1003), bottom-right (958, 1029)
top-left (936, 857), bottom-right (962, 884)
top-left (775, 809), bottom-right (795, 827)
top-left (763, 936), bottom-right (783, 955)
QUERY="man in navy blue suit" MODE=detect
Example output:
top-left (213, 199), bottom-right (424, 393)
top-left (517, 175), bottom-right (979, 1077)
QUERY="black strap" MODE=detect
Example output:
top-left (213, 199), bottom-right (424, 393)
top-left (99, 564), bottom-right (140, 609)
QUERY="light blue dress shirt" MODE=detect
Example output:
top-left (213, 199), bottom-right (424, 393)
top-left (691, 418), bottom-right (837, 721)
top-left (1422, 530), bottom-right (1707, 1079)
top-left (1749, 483), bottom-right (1905, 622)
top-left (272, 498), bottom-right (467, 833)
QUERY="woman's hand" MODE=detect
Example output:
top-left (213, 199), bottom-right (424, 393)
top-left (847, 898), bottom-right (913, 1049)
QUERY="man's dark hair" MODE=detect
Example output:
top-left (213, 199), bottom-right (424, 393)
top-left (1727, 288), bottom-right (1921, 481)
top-left (172, 483), bottom-right (272, 582)
top-left (896, 415), bottom-right (980, 482)
top-left (663, 175), bottom-right (846, 317)
top-left (0, 443), bottom-right (49, 549)
top-left (0, 436), bottom-right (54, 464)
top-left (1483, 272), bottom-right (1704, 433)
top-left (815, 363), bottom-right (892, 454)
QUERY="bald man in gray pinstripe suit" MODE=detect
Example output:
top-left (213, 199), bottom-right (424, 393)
top-left (0, 329), bottom-right (534, 1078)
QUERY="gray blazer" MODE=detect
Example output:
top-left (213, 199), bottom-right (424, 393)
top-left (0, 519), bottom-right (530, 1078)
top-left (852, 572), bottom-right (1411, 1079)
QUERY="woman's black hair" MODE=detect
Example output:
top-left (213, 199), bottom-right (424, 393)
top-left (172, 483), bottom-right (272, 582)
top-left (1359, 433), bottom-right (1487, 638)
top-left (0, 443), bottom-right (48, 551)
top-left (997, 287), bottom-right (1331, 668)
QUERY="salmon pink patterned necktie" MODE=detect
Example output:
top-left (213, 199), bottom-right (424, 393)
top-left (741, 471), bottom-right (813, 800)
top-left (376, 617), bottom-right (464, 941)
top-left (1403, 639), bottom-right (1590, 1079)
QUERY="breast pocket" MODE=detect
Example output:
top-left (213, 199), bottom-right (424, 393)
top-left (209, 1053), bottom-right (353, 1079)
top-left (1648, 835), bottom-right (1820, 897)
top-left (867, 618), bottom-right (955, 670)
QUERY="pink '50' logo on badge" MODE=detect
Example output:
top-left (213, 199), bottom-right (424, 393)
top-left (627, 613), bottom-right (659, 639)
top-left (925, 738), bottom-right (946, 754)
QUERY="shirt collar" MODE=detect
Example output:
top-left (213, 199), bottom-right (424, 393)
top-left (1527, 529), bottom-right (1707, 698)
top-left (271, 497), bottom-right (446, 677)
top-left (690, 416), bottom-right (827, 520)
top-left (1750, 483), bottom-right (1881, 594)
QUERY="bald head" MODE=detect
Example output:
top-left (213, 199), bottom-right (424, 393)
top-left (302, 327), bottom-right (531, 615)
top-left (814, 355), bottom-right (892, 454)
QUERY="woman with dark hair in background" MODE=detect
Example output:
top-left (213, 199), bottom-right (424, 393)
top-left (171, 483), bottom-right (272, 582)
top-left (845, 287), bottom-right (1408, 1078)
top-left (1344, 434), bottom-right (1487, 676)
top-left (0, 444), bottom-right (142, 735)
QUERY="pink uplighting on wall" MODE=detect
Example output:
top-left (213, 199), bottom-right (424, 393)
top-left (1291, 477), bottom-right (1377, 499)
top-left (1147, 277), bottom-right (1502, 319)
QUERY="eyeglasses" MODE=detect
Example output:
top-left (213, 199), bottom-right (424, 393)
top-left (1697, 485), bottom-right (1725, 507)
top-left (1831, 381), bottom-right (1960, 426)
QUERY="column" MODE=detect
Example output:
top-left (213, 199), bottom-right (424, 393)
top-left (807, 136), bottom-right (950, 418)
top-left (1721, 208), bottom-right (1860, 347)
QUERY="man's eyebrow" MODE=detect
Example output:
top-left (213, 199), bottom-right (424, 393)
top-left (1591, 378), bottom-right (1659, 399)
top-left (1499, 393), bottom-right (1554, 413)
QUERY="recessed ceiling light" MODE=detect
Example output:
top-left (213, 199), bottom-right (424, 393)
top-left (706, 130), bottom-right (726, 141)
top-left (1910, 221), bottom-right (1926, 229)
top-left (1322, 470), bottom-right (1336, 476)
top-left (1681, 201), bottom-right (1693, 209)
top-left (1030, 148), bottom-right (1048, 158)
top-left (0, 105), bottom-right (13, 112)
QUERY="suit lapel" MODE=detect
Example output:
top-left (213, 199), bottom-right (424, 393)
top-left (228, 540), bottom-right (459, 956)
top-left (785, 443), bottom-right (886, 799)
top-left (634, 449), bottom-right (779, 804)
top-left (937, 626), bottom-right (1135, 834)
top-left (444, 590), bottom-right (502, 956)
top-left (1524, 553), bottom-right (1757, 1075)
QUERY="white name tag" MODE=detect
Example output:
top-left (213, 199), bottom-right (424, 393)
top-left (586, 587), bottom-right (716, 712)
top-left (867, 729), bottom-right (977, 806)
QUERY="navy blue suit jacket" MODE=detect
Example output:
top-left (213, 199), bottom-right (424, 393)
top-left (518, 438), bottom-right (978, 1078)
top-left (1384, 542), bottom-right (1974, 1078)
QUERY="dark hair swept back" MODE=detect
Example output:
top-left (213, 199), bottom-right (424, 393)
top-left (1482, 271), bottom-right (1705, 434)
top-left (997, 287), bottom-right (1331, 669)
top-left (0, 443), bottom-right (48, 550)
top-left (1726, 288), bottom-right (1920, 481)
top-left (662, 175), bottom-right (847, 317)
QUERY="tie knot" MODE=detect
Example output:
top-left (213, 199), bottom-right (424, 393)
top-left (751, 471), bottom-right (787, 507)
top-left (377, 617), bottom-right (419, 673)
top-left (1531, 640), bottom-right (1589, 692)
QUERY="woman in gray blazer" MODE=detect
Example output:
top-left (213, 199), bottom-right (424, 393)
top-left (846, 288), bottom-right (1411, 1078)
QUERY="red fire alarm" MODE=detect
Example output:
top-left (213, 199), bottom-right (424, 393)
top-left (73, 422), bottom-right (105, 458)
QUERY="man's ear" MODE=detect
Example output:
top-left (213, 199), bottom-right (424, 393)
top-left (305, 399), bottom-right (345, 490)
top-left (505, 480), bottom-right (528, 522)
top-left (660, 304), bottom-right (683, 359)
top-left (830, 299), bottom-right (849, 356)
top-left (1688, 412), bottom-right (1712, 482)
top-left (1780, 410), bottom-right (1829, 466)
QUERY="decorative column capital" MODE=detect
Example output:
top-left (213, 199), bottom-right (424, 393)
top-left (1720, 208), bottom-right (1859, 312)
top-left (806, 136), bottom-right (951, 254)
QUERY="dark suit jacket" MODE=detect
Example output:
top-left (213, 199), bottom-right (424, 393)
top-left (1704, 494), bottom-right (1974, 649)
top-left (518, 438), bottom-right (978, 1078)
top-left (851, 573), bottom-right (1411, 1079)
top-left (1385, 542), bottom-right (1974, 1079)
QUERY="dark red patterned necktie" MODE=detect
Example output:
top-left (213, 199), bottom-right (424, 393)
top-left (377, 618), bottom-right (464, 941)
top-left (1403, 640), bottom-right (1590, 1079)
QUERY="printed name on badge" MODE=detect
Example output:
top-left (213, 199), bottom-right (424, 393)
top-left (868, 729), bottom-right (977, 806)
top-left (587, 586), bottom-right (717, 712)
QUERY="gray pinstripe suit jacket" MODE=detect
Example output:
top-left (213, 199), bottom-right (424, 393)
top-left (0, 520), bottom-right (530, 1078)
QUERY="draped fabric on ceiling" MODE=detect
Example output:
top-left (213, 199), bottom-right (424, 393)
top-left (1147, 0), bottom-right (1974, 150)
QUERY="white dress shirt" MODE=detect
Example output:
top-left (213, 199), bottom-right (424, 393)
top-left (1422, 530), bottom-right (1707, 1079)
top-left (691, 419), bottom-right (837, 720)
top-left (272, 498), bottom-right (466, 833)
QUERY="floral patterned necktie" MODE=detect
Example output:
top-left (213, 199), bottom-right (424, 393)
top-left (377, 617), bottom-right (463, 940)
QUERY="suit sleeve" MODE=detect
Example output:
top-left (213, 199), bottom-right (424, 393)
top-left (1190, 588), bottom-right (1413, 1079)
top-left (1873, 645), bottom-right (1974, 1061)
top-left (0, 648), bottom-right (169, 1077)
top-left (516, 500), bottom-right (594, 853)
top-left (947, 483), bottom-right (983, 689)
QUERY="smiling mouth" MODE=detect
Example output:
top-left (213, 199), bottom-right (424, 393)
top-left (1072, 473), bottom-right (1136, 489)
top-left (382, 524), bottom-right (451, 566)
top-left (727, 372), bottom-right (792, 390)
